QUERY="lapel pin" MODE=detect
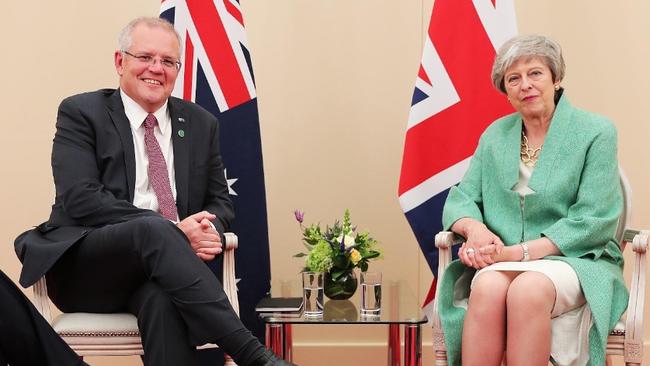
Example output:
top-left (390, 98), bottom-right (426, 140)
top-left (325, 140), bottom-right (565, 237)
top-left (178, 130), bottom-right (185, 138)
top-left (178, 117), bottom-right (185, 123)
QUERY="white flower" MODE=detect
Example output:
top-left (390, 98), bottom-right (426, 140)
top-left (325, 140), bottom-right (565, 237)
top-left (336, 234), bottom-right (356, 249)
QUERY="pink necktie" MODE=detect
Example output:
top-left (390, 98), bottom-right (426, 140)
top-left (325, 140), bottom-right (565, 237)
top-left (143, 114), bottom-right (178, 221)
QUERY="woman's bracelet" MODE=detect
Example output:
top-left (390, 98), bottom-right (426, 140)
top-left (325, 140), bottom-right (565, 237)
top-left (519, 243), bottom-right (530, 262)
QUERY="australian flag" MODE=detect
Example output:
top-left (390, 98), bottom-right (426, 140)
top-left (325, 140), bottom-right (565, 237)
top-left (160, 0), bottom-right (270, 363)
top-left (398, 0), bottom-right (517, 318)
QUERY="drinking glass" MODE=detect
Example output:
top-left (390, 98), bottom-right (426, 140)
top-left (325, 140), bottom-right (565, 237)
top-left (360, 271), bottom-right (382, 315)
top-left (302, 272), bottom-right (324, 317)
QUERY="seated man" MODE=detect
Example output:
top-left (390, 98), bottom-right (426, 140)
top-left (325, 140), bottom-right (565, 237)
top-left (14, 16), bottom-right (293, 366)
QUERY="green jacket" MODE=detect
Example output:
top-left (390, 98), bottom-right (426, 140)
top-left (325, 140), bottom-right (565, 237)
top-left (438, 94), bottom-right (628, 366)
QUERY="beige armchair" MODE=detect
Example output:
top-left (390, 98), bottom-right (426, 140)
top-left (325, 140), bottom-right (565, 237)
top-left (431, 173), bottom-right (648, 366)
top-left (32, 232), bottom-right (241, 365)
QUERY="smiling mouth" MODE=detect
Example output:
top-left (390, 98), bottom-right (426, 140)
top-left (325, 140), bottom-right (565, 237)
top-left (143, 79), bottom-right (162, 86)
top-left (522, 96), bottom-right (537, 101)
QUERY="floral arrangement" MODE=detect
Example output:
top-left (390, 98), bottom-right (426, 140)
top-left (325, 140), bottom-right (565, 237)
top-left (293, 209), bottom-right (381, 281)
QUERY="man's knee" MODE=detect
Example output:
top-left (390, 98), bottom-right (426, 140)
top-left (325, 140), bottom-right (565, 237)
top-left (124, 216), bottom-right (189, 250)
top-left (130, 215), bottom-right (178, 234)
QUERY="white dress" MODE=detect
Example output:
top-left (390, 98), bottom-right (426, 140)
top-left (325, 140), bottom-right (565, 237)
top-left (471, 162), bottom-right (593, 366)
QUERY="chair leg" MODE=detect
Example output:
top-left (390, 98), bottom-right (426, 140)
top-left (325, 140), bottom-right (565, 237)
top-left (434, 350), bottom-right (448, 366)
top-left (605, 355), bottom-right (611, 366)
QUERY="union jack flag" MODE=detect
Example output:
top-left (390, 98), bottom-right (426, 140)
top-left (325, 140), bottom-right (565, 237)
top-left (161, 1), bottom-right (270, 363)
top-left (398, 0), bottom-right (517, 316)
top-left (162, 0), bottom-right (255, 110)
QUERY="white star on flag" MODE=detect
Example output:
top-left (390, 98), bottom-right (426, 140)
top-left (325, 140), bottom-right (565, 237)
top-left (224, 169), bottom-right (238, 196)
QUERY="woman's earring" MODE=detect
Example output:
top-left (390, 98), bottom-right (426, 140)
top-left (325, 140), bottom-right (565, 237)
top-left (554, 84), bottom-right (560, 91)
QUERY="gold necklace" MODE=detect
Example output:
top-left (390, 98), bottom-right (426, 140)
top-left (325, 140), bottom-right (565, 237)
top-left (520, 131), bottom-right (542, 167)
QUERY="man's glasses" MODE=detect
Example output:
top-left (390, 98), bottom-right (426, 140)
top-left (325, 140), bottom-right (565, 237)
top-left (122, 50), bottom-right (182, 71)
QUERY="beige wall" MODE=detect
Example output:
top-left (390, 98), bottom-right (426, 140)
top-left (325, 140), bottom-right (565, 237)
top-left (1, 1), bottom-right (647, 365)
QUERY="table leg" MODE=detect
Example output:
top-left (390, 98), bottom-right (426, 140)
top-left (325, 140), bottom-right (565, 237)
top-left (388, 324), bottom-right (401, 366)
top-left (266, 323), bottom-right (283, 358)
top-left (283, 324), bottom-right (293, 362)
top-left (265, 323), bottom-right (293, 361)
top-left (403, 324), bottom-right (422, 366)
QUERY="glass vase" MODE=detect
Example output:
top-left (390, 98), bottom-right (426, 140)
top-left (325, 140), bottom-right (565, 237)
top-left (324, 269), bottom-right (358, 300)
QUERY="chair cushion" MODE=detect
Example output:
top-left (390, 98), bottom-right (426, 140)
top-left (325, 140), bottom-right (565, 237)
top-left (52, 312), bottom-right (141, 345)
top-left (609, 319), bottom-right (625, 336)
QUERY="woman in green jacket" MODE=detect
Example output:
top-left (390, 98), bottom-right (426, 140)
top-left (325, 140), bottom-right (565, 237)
top-left (438, 35), bottom-right (627, 366)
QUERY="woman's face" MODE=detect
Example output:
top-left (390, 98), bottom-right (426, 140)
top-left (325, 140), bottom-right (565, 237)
top-left (503, 56), bottom-right (559, 121)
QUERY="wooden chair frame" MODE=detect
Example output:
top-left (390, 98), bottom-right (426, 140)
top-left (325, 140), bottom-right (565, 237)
top-left (32, 232), bottom-right (241, 365)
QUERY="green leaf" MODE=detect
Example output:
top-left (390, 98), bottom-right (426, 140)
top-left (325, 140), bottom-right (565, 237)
top-left (360, 262), bottom-right (368, 272)
top-left (364, 251), bottom-right (380, 259)
top-left (331, 269), bottom-right (345, 280)
top-left (332, 254), bottom-right (349, 269)
top-left (326, 286), bottom-right (345, 296)
top-left (293, 253), bottom-right (307, 258)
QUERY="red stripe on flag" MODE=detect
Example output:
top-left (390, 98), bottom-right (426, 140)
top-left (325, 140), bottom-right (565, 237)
top-left (418, 65), bottom-right (432, 86)
top-left (398, 0), bottom-right (513, 195)
top-left (422, 277), bottom-right (437, 307)
top-left (186, 0), bottom-right (250, 107)
top-left (224, 0), bottom-right (244, 26)
top-left (183, 32), bottom-right (194, 101)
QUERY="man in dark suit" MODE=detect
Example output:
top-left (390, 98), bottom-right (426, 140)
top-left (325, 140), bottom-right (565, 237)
top-left (14, 17), bottom-right (292, 366)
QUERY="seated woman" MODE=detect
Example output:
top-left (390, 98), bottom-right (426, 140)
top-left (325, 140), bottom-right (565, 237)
top-left (0, 269), bottom-right (87, 366)
top-left (437, 35), bottom-right (628, 366)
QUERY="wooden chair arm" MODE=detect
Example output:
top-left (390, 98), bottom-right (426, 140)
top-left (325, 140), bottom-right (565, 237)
top-left (222, 232), bottom-right (240, 316)
top-left (434, 231), bottom-right (464, 281)
top-left (33, 276), bottom-right (52, 323)
top-left (197, 233), bottom-right (239, 364)
top-left (623, 229), bottom-right (649, 363)
top-left (432, 231), bottom-right (464, 350)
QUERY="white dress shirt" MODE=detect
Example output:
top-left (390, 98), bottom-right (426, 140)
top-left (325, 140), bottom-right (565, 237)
top-left (120, 91), bottom-right (178, 222)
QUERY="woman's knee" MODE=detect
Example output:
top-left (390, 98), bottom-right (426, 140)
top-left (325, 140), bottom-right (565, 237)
top-left (507, 272), bottom-right (555, 314)
top-left (468, 271), bottom-right (514, 314)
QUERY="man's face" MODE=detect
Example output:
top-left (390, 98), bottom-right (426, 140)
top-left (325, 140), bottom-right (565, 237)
top-left (115, 24), bottom-right (180, 113)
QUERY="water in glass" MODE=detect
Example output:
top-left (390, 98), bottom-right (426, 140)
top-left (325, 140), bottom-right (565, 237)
top-left (302, 272), bottom-right (324, 317)
top-left (361, 282), bottom-right (381, 314)
top-left (303, 286), bottom-right (324, 317)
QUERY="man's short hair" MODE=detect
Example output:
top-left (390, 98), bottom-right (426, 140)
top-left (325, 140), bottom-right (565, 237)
top-left (118, 17), bottom-right (182, 53)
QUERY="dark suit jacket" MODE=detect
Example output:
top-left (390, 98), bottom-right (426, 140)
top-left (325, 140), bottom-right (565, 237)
top-left (15, 89), bottom-right (234, 288)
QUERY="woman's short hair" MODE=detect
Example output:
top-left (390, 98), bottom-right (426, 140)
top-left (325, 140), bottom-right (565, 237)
top-left (491, 34), bottom-right (565, 93)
